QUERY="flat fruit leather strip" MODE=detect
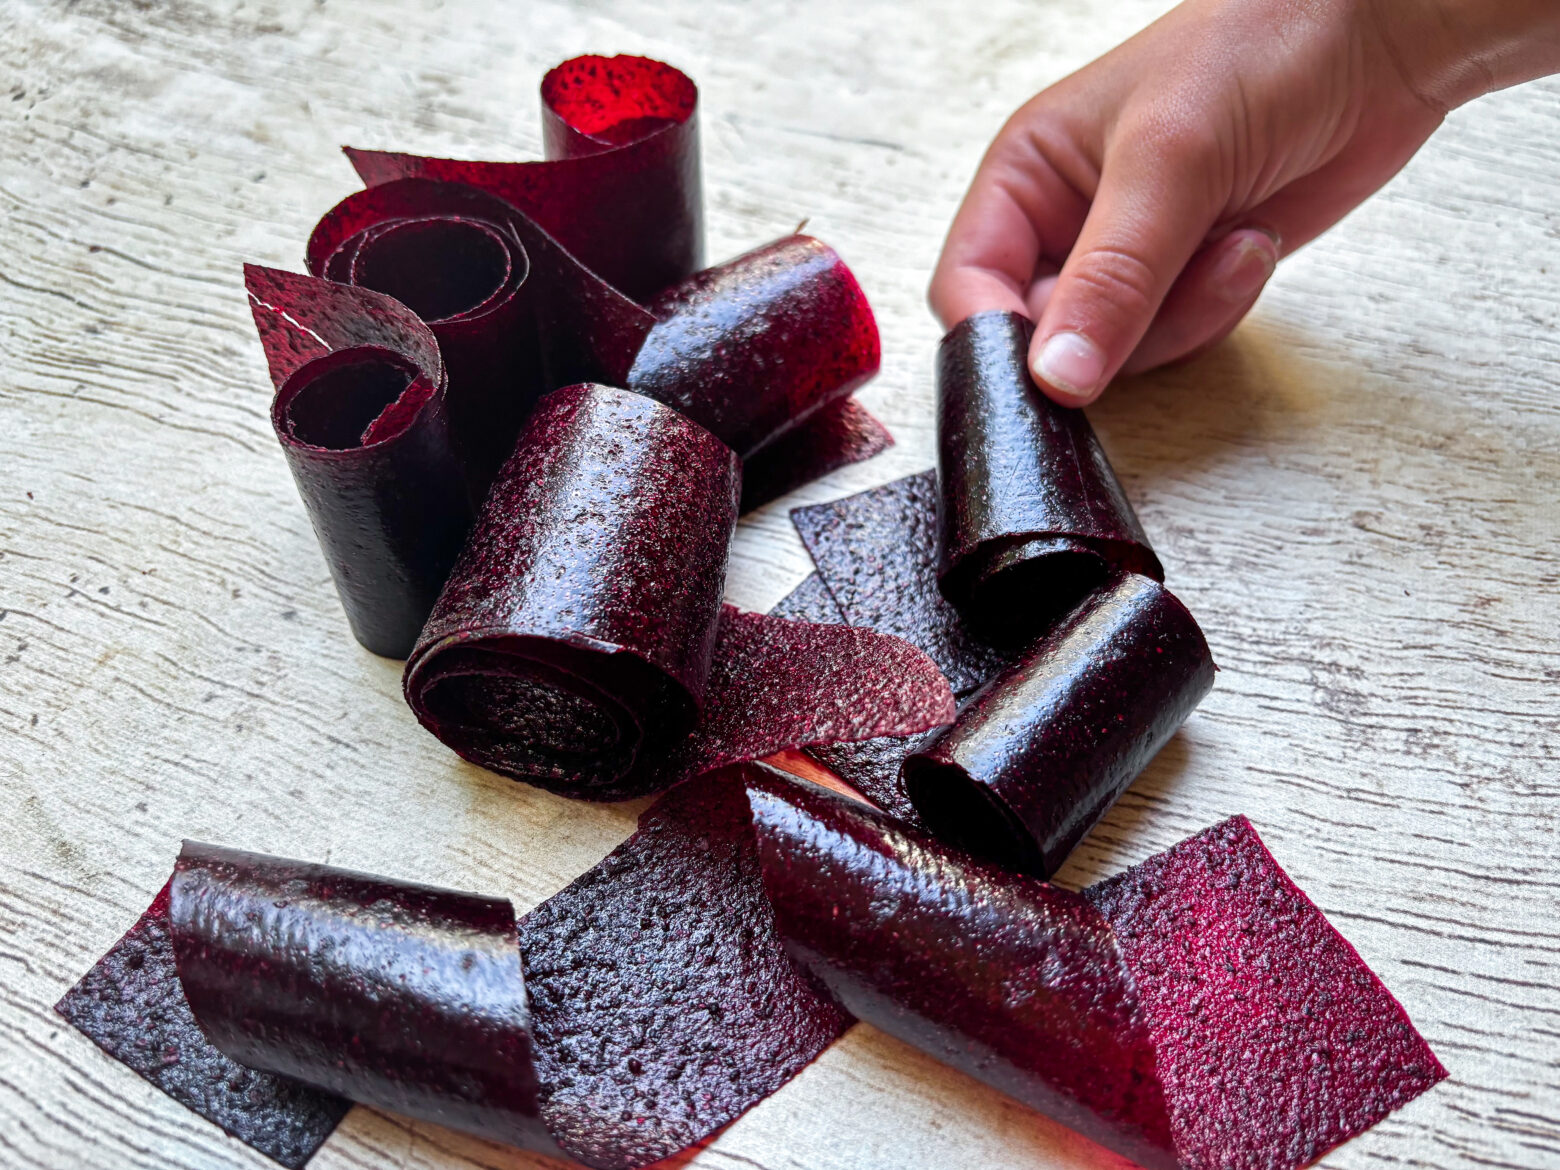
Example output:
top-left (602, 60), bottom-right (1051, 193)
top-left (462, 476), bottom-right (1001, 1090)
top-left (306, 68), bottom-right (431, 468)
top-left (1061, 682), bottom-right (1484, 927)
top-left (650, 605), bottom-right (954, 788)
top-left (904, 572), bottom-right (1216, 878)
top-left (347, 53), bottom-right (703, 303)
top-left (744, 774), bottom-right (1446, 1170)
top-left (1085, 815), bottom-right (1449, 1168)
top-left (402, 382), bottom-right (740, 801)
top-left (791, 469), bottom-right (1014, 695)
top-left (739, 397), bottom-right (894, 513)
top-left (766, 574), bottom-right (930, 821)
top-left (53, 884), bottom-right (350, 1169)
top-left (56, 771), bottom-right (852, 1169)
top-left (936, 311), bottom-right (1163, 638)
top-left (246, 265), bottom-right (473, 659)
top-left (60, 773), bottom-right (1441, 1170)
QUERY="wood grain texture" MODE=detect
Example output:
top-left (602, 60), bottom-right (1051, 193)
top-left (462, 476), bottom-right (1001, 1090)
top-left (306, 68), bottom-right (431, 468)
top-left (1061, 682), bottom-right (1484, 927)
top-left (1, 1), bottom-right (1556, 1167)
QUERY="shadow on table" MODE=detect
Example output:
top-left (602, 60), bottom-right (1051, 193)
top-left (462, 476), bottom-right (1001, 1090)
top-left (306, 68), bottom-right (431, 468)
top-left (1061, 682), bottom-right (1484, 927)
top-left (1088, 314), bottom-right (1342, 489)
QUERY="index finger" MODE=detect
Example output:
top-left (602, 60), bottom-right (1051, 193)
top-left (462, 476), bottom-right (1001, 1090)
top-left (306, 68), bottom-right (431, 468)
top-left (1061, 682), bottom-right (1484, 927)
top-left (928, 118), bottom-right (1094, 329)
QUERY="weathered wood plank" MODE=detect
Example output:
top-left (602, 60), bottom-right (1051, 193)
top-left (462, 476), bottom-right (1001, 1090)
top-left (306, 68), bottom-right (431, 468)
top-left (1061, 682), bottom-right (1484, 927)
top-left (1, 0), bottom-right (1556, 1167)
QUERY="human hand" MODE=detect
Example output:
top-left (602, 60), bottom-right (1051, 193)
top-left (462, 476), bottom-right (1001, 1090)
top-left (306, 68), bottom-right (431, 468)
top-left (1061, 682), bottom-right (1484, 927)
top-left (929, 0), bottom-right (1560, 405)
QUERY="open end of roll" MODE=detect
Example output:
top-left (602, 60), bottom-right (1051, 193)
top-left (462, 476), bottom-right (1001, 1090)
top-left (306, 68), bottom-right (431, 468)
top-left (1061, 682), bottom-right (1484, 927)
top-left (351, 217), bottom-right (513, 324)
top-left (419, 651), bottom-right (640, 790)
top-left (541, 54), bottom-right (697, 145)
top-left (902, 756), bottom-right (1047, 877)
top-left (278, 349), bottom-right (429, 450)
top-left (963, 543), bottom-right (1110, 646)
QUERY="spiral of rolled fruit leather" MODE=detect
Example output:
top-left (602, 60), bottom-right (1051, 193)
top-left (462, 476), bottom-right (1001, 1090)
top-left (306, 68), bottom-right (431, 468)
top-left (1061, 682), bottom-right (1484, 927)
top-left (402, 383), bottom-right (740, 800)
top-left (935, 310), bottom-right (1162, 640)
top-left (305, 179), bottom-right (551, 495)
top-left (401, 381), bottom-right (952, 801)
top-left (246, 265), bottom-right (473, 659)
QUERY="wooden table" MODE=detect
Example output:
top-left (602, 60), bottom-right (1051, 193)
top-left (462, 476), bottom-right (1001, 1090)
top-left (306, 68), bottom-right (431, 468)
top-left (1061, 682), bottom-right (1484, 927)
top-left (2, 1), bottom-right (1556, 1167)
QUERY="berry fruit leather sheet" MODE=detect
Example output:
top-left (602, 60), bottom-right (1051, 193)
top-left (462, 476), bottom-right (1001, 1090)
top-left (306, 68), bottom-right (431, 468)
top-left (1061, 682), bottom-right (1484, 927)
top-left (59, 770), bottom-right (1443, 1170)
top-left (249, 54), bottom-right (893, 659)
top-left (401, 383), bottom-right (952, 801)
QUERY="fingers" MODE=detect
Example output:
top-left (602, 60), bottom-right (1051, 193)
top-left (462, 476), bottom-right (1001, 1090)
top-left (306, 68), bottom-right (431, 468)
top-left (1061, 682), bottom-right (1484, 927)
top-left (1029, 124), bottom-right (1225, 405)
top-left (928, 111), bottom-right (1093, 329)
top-left (1120, 227), bottom-right (1279, 374)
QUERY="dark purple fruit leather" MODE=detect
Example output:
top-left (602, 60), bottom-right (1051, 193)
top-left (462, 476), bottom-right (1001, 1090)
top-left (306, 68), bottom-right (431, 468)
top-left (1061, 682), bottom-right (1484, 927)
top-left (904, 572), bottom-right (1215, 878)
top-left (745, 773), bottom-right (1179, 1169)
top-left (246, 264), bottom-right (473, 659)
top-left (167, 842), bottom-right (563, 1160)
top-left (402, 383), bottom-right (951, 801)
top-left (343, 55), bottom-right (884, 467)
top-left (936, 310), bottom-right (1162, 639)
top-left (56, 771), bottom-right (848, 1170)
top-left (1085, 815), bottom-right (1448, 1169)
top-left (347, 53), bottom-right (704, 303)
top-left (249, 54), bottom-right (894, 659)
top-left (402, 383), bottom-right (740, 800)
top-left (305, 179), bottom-right (553, 494)
top-left (791, 470), bottom-right (1014, 695)
top-left (59, 773), bottom-right (1442, 1170)
top-left (746, 776), bottom-right (1446, 1170)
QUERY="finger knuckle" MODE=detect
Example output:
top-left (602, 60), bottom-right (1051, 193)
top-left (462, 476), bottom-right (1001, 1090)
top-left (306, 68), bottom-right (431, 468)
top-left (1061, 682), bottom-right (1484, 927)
top-left (1069, 244), bottom-right (1162, 320)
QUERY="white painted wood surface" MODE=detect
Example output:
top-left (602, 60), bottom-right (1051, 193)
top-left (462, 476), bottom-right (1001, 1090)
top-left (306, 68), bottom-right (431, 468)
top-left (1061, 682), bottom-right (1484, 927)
top-left (2, 1), bottom-right (1556, 1167)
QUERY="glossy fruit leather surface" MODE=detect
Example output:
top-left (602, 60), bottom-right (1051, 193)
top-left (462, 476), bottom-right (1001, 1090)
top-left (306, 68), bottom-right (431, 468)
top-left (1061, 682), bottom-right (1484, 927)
top-left (348, 53), bottom-right (703, 303)
top-left (904, 572), bottom-right (1215, 878)
top-left (246, 264), bottom-right (472, 659)
top-left (936, 310), bottom-right (1162, 634)
top-left (60, 776), bottom-right (1442, 1170)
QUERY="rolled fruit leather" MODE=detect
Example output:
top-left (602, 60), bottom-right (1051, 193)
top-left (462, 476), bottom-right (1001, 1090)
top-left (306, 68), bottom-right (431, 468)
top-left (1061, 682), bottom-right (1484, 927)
top-left (401, 380), bottom-right (955, 801)
top-left (56, 774), bottom-right (854, 1170)
top-left (56, 775), bottom-right (1443, 1170)
top-left (347, 56), bottom-right (882, 474)
top-left (402, 383), bottom-right (739, 801)
top-left (305, 180), bottom-right (550, 497)
top-left (745, 772), bottom-right (1446, 1170)
top-left (904, 572), bottom-right (1214, 878)
top-left (935, 309), bottom-right (1162, 641)
top-left (246, 265), bottom-right (472, 659)
top-left (347, 53), bottom-right (705, 303)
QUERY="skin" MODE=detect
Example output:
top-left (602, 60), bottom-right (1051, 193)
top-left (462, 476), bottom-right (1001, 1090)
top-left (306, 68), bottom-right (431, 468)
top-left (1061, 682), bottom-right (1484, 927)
top-left (929, 0), bottom-right (1560, 406)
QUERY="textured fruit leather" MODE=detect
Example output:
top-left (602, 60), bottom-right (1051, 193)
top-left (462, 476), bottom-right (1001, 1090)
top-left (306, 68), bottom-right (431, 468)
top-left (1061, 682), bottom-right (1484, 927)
top-left (934, 310), bottom-right (1162, 637)
top-left (401, 383), bottom-right (952, 802)
top-left (59, 770), bottom-right (1443, 1169)
top-left (252, 54), bottom-right (891, 659)
top-left (789, 466), bottom-right (1213, 879)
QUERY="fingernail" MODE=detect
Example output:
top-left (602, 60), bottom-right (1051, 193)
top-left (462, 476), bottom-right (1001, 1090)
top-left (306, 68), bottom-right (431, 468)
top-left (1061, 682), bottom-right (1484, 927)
top-left (1213, 235), bottom-right (1277, 304)
top-left (1034, 331), bottom-right (1107, 400)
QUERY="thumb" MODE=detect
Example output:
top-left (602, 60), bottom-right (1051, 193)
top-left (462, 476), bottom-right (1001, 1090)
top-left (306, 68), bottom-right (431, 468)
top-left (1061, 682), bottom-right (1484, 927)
top-left (1030, 131), bottom-right (1223, 405)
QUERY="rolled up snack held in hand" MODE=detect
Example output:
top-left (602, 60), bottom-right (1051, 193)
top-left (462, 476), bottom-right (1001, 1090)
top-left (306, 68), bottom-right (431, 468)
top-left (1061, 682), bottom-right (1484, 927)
top-left (936, 310), bottom-right (1161, 641)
